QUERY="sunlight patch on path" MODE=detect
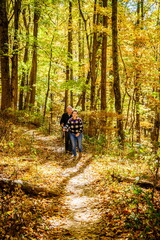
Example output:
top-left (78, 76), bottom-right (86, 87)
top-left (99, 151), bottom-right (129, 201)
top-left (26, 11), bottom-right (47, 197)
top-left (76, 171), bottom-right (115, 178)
top-left (24, 128), bottom-right (65, 153)
top-left (48, 158), bottom-right (105, 239)
top-left (63, 169), bottom-right (104, 223)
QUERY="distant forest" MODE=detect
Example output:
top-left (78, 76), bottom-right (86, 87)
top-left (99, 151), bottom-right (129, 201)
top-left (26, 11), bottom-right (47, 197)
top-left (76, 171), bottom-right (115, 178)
top-left (0, 0), bottom-right (159, 147)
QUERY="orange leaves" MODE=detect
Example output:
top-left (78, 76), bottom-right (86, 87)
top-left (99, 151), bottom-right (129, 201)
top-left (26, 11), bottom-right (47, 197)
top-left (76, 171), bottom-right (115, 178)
top-left (147, 94), bottom-right (160, 108)
top-left (0, 117), bottom-right (160, 239)
top-left (140, 121), bottom-right (153, 130)
top-left (122, 209), bottom-right (131, 215)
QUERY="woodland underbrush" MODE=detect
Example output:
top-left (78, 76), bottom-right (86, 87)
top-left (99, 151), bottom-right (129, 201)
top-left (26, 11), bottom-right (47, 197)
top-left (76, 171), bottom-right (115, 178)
top-left (0, 115), bottom-right (159, 239)
top-left (83, 135), bottom-right (160, 239)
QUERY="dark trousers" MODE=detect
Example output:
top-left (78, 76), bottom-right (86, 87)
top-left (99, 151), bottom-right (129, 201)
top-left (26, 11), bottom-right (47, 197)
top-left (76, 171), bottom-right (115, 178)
top-left (65, 131), bottom-right (72, 153)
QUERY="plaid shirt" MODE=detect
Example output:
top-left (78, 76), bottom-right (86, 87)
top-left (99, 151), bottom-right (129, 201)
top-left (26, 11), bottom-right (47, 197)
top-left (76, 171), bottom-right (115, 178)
top-left (66, 117), bottom-right (83, 134)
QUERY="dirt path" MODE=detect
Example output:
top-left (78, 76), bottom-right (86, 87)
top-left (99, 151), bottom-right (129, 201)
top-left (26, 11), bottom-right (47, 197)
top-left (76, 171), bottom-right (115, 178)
top-left (49, 159), bottom-right (106, 239)
top-left (1, 125), bottom-right (160, 240)
top-left (26, 129), bottom-right (107, 239)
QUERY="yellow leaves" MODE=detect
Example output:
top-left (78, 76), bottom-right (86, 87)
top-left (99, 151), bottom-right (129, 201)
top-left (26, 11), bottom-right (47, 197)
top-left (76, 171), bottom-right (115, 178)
top-left (6, 210), bottom-right (14, 215)
top-left (93, 24), bottom-right (110, 34)
top-left (140, 121), bottom-right (153, 129)
top-left (1, 115), bottom-right (159, 239)
top-left (100, 238), bottom-right (111, 240)
top-left (25, 227), bottom-right (34, 232)
top-left (96, 4), bottom-right (111, 18)
top-left (80, 110), bottom-right (119, 119)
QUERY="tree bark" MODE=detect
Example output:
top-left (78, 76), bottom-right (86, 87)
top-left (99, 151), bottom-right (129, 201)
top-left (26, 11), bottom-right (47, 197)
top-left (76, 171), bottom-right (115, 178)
top-left (43, 37), bottom-right (54, 121)
top-left (112, 0), bottom-right (124, 145)
top-left (78, 16), bottom-right (86, 110)
top-left (26, 0), bottom-right (40, 108)
top-left (134, 0), bottom-right (143, 143)
top-left (11, 0), bottom-right (21, 110)
top-left (0, 178), bottom-right (59, 197)
top-left (19, 6), bottom-right (30, 110)
top-left (101, 0), bottom-right (108, 111)
top-left (90, 0), bottom-right (98, 110)
top-left (134, 74), bottom-right (141, 142)
top-left (65, 1), bottom-right (73, 110)
top-left (0, 0), bottom-right (12, 110)
top-left (78, 0), bottom-right (92, 111)
top-left (151, 2), bottom-right (160, 152)
top-left (111, 173), bottom-right (160, 191)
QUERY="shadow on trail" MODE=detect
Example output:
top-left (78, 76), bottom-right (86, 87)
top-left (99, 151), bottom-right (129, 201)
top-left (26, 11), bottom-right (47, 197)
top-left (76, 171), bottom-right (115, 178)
top-left (19, 129), bottom-right (108, 239)
top-left (49, 154), bottom-right (108, 240)
top-left (57, 154), bottom-right (93, 193)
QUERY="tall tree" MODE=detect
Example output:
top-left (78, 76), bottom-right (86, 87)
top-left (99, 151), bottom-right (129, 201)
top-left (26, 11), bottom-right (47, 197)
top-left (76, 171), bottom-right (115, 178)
top-left (0, 0), bottom-right (12, 110)
top-left (151, 1), bottom-right (160, 151)
top-left (65, 0), bottom-right (73, 110)
top-left (134, 0), bottom-right (144, 142)
top-left (19, 6), bottom-right (31, 110)
top-left (11, 0), bottom-right (21, 110)
top-left (78, 15), bottom-right (85, 110)
top-left (78, 0), bottom-right (92, 111)
top-left (101, 0), bottom-right (108, 111)
top-left (112, 0), bottom-right (124, 144)
top-left (90, 0), bottom-right (98, 110)
top-left (43, 36), bottom-right (54, 121)
top-left (26, 0), bottom-right (40, 108)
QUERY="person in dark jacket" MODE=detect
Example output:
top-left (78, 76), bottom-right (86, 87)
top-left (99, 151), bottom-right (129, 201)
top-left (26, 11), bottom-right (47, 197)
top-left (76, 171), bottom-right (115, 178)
top-left (60, 106), bottom-right (72, 153)
top-left (64, 109), bottom-right (83, 158)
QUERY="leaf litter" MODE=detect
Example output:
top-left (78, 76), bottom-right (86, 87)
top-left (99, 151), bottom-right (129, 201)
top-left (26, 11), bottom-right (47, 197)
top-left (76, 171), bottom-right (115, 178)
top-left (0, 126), bottom-right (160, 240)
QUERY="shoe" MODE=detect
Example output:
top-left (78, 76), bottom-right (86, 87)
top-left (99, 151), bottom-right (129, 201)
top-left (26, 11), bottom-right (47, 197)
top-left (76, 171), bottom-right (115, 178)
top-left (79, 152), bottom-right (82, 158)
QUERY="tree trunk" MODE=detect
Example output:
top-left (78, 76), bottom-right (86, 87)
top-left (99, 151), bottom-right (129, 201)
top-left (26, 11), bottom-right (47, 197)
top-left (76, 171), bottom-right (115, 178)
top-left (134, 73), bottom-right (141, 142)
top-left (111, 173), bottom-right (160, 191)
top-left (65, 1), bottom-right (73, 110)
top-left (75, 71), bottom-right (91, 110)
top-left (78, 16), bottom-right (86, 110)
top-left (78, 0), bottom-right (92, 111)
top-left (11, 0), bottom-right (21, 110)
top-left (26, 0), bottom-right (40, 108)
top-left (69, 0), bottom-right (73, 107)
top-left (90, 0), bottom-right (98, 110)
top-left (43, 37), bottom-right (53, 121)
top-left (19, 6), bottom-right (30, 110)
top-left (101, 0), bottom-right (108, 111)
top-left (141, 0), bottom-right (144, 28)
top-left (0, 0), bottom-right (12, 110)
top-left (70, 69), bottom-right (73, 107)
top-left (100, 0), bottom-right (108, 134)
top-left (50, 93), bottom-right (54, 123)
top-left (151, 2), bottom-right (160, 152)
top-left (112, 0), bottom-right (124, 145)
top-left (134, 0), bottom-right (144, 143)
top-left (0, 178), bottom-right (59, 197)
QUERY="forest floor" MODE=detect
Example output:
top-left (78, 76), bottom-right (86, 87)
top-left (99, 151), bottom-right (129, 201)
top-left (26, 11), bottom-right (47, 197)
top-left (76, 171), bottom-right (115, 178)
top-left (0, 121), bottom-right (160, 240)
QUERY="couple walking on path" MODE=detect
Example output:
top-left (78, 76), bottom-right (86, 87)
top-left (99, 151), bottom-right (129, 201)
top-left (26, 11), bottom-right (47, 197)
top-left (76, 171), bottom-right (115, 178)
top-left (60, 106), bottom-right (83, 159)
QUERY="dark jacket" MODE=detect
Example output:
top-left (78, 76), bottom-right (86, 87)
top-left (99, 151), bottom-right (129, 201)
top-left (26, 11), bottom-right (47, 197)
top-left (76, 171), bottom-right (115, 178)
top-left (60, 113), bottom-right (72, 126)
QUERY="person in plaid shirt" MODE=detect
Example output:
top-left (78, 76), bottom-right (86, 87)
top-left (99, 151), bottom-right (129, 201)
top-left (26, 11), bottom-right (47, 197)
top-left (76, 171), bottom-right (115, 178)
top-left (64, 109), bottom-right (83, 158)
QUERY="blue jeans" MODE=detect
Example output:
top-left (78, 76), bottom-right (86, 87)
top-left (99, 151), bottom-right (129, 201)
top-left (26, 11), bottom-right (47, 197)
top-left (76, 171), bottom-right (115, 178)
top-left (69, 133), bottom-right (82, 156)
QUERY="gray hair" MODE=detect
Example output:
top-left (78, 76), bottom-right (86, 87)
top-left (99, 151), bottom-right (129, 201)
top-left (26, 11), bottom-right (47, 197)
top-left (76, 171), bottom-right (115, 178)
top-left (67, 106), bottom-right (72, 109)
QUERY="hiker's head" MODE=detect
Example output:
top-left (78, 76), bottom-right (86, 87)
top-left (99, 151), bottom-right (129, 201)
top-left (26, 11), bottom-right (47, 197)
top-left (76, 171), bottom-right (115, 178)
top-left (72, 109), bottom-right (78, 119)
top-left (66, 106), bottom-right (72, 115)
